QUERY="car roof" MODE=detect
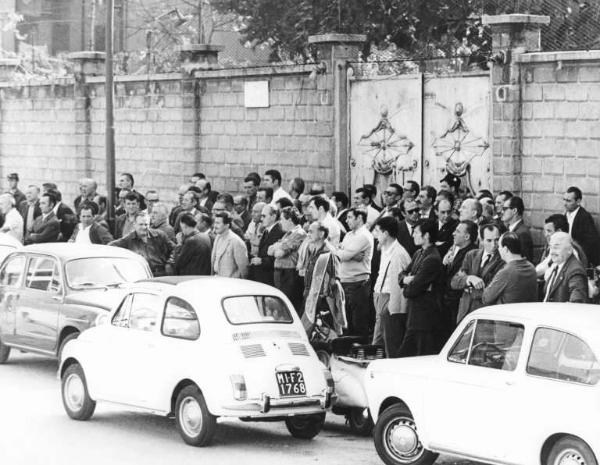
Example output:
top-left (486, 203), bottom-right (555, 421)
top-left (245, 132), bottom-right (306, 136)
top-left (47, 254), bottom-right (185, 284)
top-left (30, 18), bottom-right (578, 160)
top-left (135, 276), bottom-right (286, 297)
top-left (470, 303), bottom-right (600, 345)
top-left (19, 243), bottom-right (144, 261)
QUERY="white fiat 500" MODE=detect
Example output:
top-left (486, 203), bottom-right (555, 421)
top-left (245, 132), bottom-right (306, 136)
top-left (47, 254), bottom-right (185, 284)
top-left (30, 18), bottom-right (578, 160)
top-left (59, 276), bottom-right (334, 446)
top-left (366, 303), bottom-right (600, 465)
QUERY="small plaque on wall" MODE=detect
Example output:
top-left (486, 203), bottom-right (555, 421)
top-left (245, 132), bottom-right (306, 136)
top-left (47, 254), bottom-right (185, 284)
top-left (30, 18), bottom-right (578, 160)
top-left (244, 81), bottom-right (269, 108)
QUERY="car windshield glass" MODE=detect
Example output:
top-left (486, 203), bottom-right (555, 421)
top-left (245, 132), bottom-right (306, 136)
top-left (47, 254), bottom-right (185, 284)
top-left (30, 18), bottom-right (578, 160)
top-left (222, 296), bottom-right (293, 325)
top-left (66, 258), bottom-right (149, 289)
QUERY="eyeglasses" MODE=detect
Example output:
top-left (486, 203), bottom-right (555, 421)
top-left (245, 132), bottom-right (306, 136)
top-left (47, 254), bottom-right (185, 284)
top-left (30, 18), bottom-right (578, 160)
top-left (406, 208), bottom-right (420, 214)
top-left (501, 206), bottom-right (513, 211)
top-left (383, 191), bottom-right (397, 196)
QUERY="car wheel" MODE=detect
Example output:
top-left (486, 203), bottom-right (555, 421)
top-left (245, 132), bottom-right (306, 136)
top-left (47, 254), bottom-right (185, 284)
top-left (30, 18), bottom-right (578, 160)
top-left (0, 336), bottom-right (11, 364)
top-left (348, 407), bottom-right (374, 436)
top-left (58, 332), bottom-right (79, 361)
top-left (373, 404), bottom-right (438, 465)
top-left (547, 436), bottom-right (597, 465)
top-left (285, 412), bottom-right (326, 439)
top-left (61, 363), bottom-right (96, 421)
top-left (175, 385), bottom-right (217, 447)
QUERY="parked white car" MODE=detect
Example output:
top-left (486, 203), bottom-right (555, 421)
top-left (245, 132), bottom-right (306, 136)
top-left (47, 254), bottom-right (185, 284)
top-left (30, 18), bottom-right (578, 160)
top-left (366, 303), bottom-right (600, 465)
top-left (59, 276), bottom-right (334, 446)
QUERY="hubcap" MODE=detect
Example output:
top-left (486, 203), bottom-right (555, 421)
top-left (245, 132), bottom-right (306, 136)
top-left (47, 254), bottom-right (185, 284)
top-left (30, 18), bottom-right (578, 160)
top-left (555, 448), bottom-right (586, 465)
top-left (384, 416), bottom-right (424, 463)
top-left (64, 373), bottom-right (85, 412)
top-left (179, 397), bottom-right (203, 437)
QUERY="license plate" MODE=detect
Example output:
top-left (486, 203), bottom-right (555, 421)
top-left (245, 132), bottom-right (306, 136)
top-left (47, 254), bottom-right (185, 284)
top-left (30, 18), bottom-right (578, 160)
top-left (275, 370), bottom-right (306, 397)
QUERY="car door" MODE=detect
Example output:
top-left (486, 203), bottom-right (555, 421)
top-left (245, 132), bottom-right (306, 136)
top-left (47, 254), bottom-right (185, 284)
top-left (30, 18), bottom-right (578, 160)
top-left (14, 255), bottom-right (63, 351)
top-left (0, 254), bottom-right (27, 345)
top-left (424, 318), bottom-right (525, 461)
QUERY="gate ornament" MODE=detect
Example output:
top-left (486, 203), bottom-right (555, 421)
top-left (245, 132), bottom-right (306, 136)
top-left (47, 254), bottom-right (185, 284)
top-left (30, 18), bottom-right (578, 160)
top-left (432, 102), bottom-right (489, 177)
top-left (357, 105), bottom-right (416, 181)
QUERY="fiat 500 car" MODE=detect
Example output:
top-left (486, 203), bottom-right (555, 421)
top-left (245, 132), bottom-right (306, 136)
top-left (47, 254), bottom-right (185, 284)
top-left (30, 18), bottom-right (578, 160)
top-left (0, 243), bottom-right (152, 363)
top-left (59, 276), bottom-right (335, 447)
top-left (366, 303), bottom-right (600, 465)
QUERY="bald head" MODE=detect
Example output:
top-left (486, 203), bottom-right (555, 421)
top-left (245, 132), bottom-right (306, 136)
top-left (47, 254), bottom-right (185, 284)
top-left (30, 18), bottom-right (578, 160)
top-left (251, 201), bottom-right (266, 223)
top-left (459, 198), bottom-right (482, 222)
top-left (549, 231), bottom-right (573, 265)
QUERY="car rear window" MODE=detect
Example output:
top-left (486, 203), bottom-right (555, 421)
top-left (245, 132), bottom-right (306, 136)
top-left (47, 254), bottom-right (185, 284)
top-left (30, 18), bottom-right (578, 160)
top-left (222, 296), bottom-right (293, 325)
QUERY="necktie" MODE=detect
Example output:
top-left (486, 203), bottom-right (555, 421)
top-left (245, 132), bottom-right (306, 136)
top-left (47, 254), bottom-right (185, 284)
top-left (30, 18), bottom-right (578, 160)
top-left (544, 266), bottom-right (558, 302)
top-left (481, 253), bottom-right (491, 270)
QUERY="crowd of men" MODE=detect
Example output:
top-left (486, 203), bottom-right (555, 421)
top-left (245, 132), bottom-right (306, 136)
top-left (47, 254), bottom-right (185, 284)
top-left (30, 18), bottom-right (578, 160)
top-left (1, 169), bottom-right (598, 359)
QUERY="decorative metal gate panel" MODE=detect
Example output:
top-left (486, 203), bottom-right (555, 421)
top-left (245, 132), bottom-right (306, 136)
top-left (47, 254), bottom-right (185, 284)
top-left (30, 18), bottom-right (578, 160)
top-left (349, 72), bottom-right (491, 197)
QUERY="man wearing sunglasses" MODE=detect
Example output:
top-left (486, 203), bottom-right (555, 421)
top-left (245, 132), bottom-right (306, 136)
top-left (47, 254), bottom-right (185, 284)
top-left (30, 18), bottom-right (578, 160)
top-left (397, 199), bottom-right (420, 257)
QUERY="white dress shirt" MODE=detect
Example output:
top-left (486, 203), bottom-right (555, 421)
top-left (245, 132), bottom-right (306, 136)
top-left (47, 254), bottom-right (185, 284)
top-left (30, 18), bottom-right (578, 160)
top-left (2, 208), bottom-right (23, 242)
top-left (74, 224), bottom-right (92, 244)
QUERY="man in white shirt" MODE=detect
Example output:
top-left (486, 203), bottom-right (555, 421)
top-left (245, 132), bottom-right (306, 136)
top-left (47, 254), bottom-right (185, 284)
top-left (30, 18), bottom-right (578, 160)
top-left (308, 196), bottom-right (341, 246)
top-left (372, 216), bottom-right (411, 357)
top-left (335, 209), bottom-right (374, 337)
top-left (353, 187), bottom-right (379, 227)
top-left (0, 194), bottom-right (23, 242)
top-left (264, 169), bottom-right (291, 205)
top-left (69, 203), bottom-right (113, 245)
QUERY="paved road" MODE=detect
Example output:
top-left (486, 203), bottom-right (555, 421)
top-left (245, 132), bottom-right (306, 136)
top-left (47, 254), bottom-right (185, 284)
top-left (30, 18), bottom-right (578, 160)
top-left (0, 352), bottom-right (476, 465)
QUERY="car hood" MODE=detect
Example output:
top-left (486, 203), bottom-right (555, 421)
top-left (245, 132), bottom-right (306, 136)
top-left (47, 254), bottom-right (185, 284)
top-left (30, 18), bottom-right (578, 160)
top-left (64, 288), bottom-right (127, 312)
top-left (367, 355), bottom-right (440, 377)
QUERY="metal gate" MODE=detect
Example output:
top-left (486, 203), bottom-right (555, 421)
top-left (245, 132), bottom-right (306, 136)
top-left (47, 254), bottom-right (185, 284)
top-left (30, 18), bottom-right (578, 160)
top-left (349, 71), bottom-right (491, 197)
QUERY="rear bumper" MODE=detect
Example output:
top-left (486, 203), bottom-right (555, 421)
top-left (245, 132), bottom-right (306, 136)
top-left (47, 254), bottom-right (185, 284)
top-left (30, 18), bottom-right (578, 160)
top-left (222, 391), bottom-right (335, 415)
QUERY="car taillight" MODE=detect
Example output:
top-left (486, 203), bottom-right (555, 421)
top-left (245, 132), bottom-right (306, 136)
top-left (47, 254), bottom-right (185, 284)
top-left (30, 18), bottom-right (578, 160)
top-left (230, 375), bottom-right (247, 401)
top-left (323, 369), bottom-right (335, 394)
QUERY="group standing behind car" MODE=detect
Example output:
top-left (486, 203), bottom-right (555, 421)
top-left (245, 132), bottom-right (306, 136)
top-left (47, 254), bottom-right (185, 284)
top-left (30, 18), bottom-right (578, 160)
top-left (0, 168), bottom-right (597, 359)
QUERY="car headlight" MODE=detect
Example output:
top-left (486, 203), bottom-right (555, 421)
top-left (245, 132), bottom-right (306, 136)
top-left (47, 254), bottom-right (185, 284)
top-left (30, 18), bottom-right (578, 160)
top-left (230, 374), bottom-right (247, 401)
top-left (93, 314), bottom-right (108, 327)
top-left (323, 369), bottom-right (335, 394)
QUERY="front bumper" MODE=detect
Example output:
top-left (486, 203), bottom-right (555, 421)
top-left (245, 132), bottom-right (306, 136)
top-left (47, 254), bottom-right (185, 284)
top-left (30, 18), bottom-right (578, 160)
top-left (222, 391), bottom-right (335, 414)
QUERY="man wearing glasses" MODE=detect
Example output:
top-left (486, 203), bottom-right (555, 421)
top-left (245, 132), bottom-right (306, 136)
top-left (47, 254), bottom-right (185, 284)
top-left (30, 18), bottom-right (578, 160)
top-left (379, 184), bottom-right (403, 218)
top-left (397, 199), bottom-right (420, 257)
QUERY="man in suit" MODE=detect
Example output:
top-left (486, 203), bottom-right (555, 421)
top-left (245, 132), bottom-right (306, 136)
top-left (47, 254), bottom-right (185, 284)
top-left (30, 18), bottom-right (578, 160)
top-left (482, 232), bottom-right (537, 306)
top-left (440, 220), bottom-right (478, 344)
top-left (332, 191), bottom-right (351, 232)
top-left (69, 202), bottom-right (113, 245)
top-left (397, 199), bottom-right (420, 257)
top-left (195, 179), bottom-right (218, 211)
top-left (417, 185), bottom-right (437, 220)
top-left (233, 195), bottom-right (252, 231)
top-left (459, 198), bottom-right (482, 224)
top-left (564, 186), bottom-right (600, 267)
top-left (115, 192), bottom-right (141, 239)
top-left (19, 184), bottom-right (41, 235)
top-left (542, 232), bottom-right (588, 303)
top-left (24, 192), bottom-right (60, 244)
top-left (452, 223), bottom-right (505, 323)
top-left (398, 219), bottom-right (443, 357)
top-left (73, 178), bottom-right (98, 212)
top-left (249, 204), bottom-right (284, 285)
top-left (47, 189), bottom-right (76, 241)
top-left (501, 196), bottom-right (534, 263)
top-left (211, 212), bottom-right (249, 278)
top-left (435, 198), bottom-right (459, 258)
top-left (371, 183), bottom-right (403, 230)
top-left (173, 213), bottom-right (212, 276)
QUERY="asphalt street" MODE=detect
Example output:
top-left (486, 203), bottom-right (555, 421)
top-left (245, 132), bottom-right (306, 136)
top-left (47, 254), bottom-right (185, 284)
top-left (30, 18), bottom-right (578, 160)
top-left (0, 352), bottom-right (477, 465)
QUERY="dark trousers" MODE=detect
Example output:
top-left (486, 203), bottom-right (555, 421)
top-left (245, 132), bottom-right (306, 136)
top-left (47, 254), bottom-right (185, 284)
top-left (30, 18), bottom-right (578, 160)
top-left (398, 329), bottom-right (437, 357)
top-left (342, 279), bottom-right (371, 337)
top-left (275, 268), bottom-right (303, 316)
top-left (382, 311), bottom-right (407, 358)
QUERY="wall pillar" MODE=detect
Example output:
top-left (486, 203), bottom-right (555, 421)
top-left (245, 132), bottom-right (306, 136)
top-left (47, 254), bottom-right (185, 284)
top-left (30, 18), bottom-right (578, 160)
top-left (308, 33), bottom-right (366, 192)
top-left (483, 14), bottom-right (550, 194)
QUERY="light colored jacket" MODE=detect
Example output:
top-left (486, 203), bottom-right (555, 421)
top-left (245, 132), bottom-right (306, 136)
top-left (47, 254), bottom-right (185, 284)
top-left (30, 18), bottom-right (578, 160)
top-left (211, 229), bottom-right (249, 278)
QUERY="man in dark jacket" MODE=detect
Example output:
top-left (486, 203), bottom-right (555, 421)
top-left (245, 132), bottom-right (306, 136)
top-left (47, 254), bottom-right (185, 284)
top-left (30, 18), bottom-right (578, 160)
top-left (501, 196), bottom-right (534, 263)
top-left (69, 202), bottom-right (113, 245)
top-left (249, 204), bottom-right (284, 285)
top-left (564, 186), bottom-right (600, 267)
top-left (398, 219), bottom-right (443, 357)
top-left (435, 198), bottom-right (459, 259)
top-left (173, 213), bottom-right (212, 276)
top-left (397, 199), bottom-right (420, 257)
top-left (542, 232), bottom-right (588, 303)
top-left (24, 192), bottom-right (60, 244)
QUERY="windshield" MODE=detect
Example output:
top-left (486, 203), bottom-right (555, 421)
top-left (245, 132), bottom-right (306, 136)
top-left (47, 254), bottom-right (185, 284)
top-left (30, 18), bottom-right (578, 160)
top-left (66, 257), bottom-right (150, 289)
top-left (222, 296), bottom-right (293, 325)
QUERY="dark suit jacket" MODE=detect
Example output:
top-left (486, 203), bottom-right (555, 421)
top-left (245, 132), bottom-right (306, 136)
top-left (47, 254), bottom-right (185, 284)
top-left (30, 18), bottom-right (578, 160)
top-left (69, 222), bottom-right (114, 245)
top-left (25, 212), bottom-right (60, 244)
top-left (398, 220), bottom-right (418, 257)
top-left (18, 200), bottom-right (41, 233)
top-left (482, 258), bottom-right (537, 306)
top-left (571, 207), bottom-right (599, 267)
top-left (452, 249), bottom-right (505, 322)
top-left (55, 203), bottom-right (77, 241)
top-left (442, 243), bottom-right (478, 311)
top-left (402, 246), bottom-right (443, 331)
top-left (174, 231), bottom-right (212, 276)
top-left (512, 220), bottom-right (534, 263)
top-left (436, 218), bottom-right (459, 258)
top-left (250, 223), bottom-right (284, 285)
top-left (543, 254), bottom-right (588, 303)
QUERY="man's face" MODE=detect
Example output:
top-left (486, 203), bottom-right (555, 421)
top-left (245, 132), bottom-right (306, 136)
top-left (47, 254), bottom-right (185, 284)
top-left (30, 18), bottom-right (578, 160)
top-left (383, 188), bottom-right (400, 207)
top-left (501, 200), bottom-right (516, 223)
top-left (251, 204), bottom-right (263, 223)
top-left (25, 187), bottom-right (38, 203)
top-left (244, 181), bottom-right (257, 198)
top-left (118, 175), bottom-right (132, 189)
top-left (181, 193), bottom-right (194, 211)
top-left (307, 201), bottom-right (319, 220)
top-left (124, 199), bottom-right (139, 216)
top-left (453, 223), bottom-right (469, 247)
top-left (347, 211), bottom-right (358, 231)
top-left (440, 181), bottom-right (451, 193)
top-left (212, 201), bottom-right (226, 216)
top-left (263, 175), bottom-right (275, 189)
top-left (459, 200), bottom-right (475, 222)
top-left (543, 222), bottom-right (557, 243)
top-left (353, 193), bottom-right (363, 208)
top-left (308, 222), bottom-right (322, 243)
top-left (150, 207), bottom-right (165, 227)
top-left (563, 192), bottom-right (579, 213)
top-left (134, 215), bottom-right (149, 237)
top-left (549, 235), bottom-right (571, 265)
top-left (195, 180), bottom-right (208, 194)
top-left (417, 190), bottom-right (431, 209)
top-left (481, 227), bottom-right (500, 255)
top-left (233, 196), bottom-right (246, 214)
top-left (213, 217), bottom-right (227, 235)
top-left (8, 179), bottom-right (17, 189)
top-left (82, 180), bottom-right (96, 196)
top-left (403, 200), bottom-right (420, 225)
top-left (39, 196), bottom-right (52, 214)
top-left (80, 209), bottom-right (94, 227)
top-left (261, 206), bottom-right (276, 228)
top-left (402, 184), bottom-right (415, 200)
top-left (118, 191), bottom-right (128, 206)
top-left (146, 191), bottom-right (159, 204)
top-left (494, 195), bottom-right (505, 215)
top-left (436, 200), bottom-right (453, 225)
top-left (257, 190), bottom-right (268, 203)
top-left (177, 185), bottom-right (189, 203)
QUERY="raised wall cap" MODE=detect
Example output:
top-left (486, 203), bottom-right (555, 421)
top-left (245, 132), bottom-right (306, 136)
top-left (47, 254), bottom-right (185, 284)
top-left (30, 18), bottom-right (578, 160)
top-left (68, 51), bottom-right (106, 61)
top-left (482, 14), bottom-right (550, 26)
top-left (308, 34), bottom-right (367, 45)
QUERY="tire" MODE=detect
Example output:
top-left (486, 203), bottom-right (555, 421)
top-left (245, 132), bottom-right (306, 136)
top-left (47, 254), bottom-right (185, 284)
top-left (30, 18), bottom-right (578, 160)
top-left (61, 363), bottom-right (96, 421)
top-left (373, 404), bottom-right (438, 465)
top-left (175, 385), bottom-right (217, 447)
top-left (547, 436), bottom-right (597, 465)
top-left (58, 332), bottom-right (79, 361)
top-left (348, 407), bottom-right (374, 437)
top-left (285, 412), bottom-right (326, 439)
top-left (0, 336), bottom-right (11, 364)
